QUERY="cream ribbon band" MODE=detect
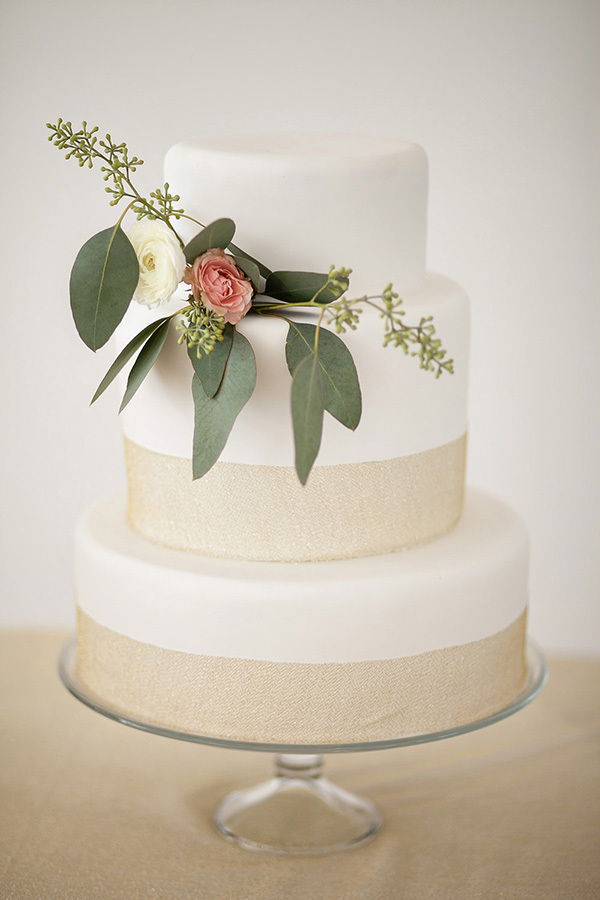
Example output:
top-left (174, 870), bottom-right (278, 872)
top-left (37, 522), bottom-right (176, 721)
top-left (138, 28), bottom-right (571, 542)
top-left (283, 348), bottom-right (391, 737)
top-left (125, 434), bottom-right (467, 562)
top-left (76, 608), bottom-right (527, 745)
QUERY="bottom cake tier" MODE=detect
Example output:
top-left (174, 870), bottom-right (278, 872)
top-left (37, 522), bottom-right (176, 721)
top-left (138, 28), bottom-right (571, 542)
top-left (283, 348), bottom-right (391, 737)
top-left (74, 488), bottom-right (529, 744)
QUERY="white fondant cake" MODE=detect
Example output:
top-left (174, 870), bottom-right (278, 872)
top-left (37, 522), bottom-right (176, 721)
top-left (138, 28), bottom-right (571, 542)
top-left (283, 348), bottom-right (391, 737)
top-left (74, 134), bottom-right (529, 743)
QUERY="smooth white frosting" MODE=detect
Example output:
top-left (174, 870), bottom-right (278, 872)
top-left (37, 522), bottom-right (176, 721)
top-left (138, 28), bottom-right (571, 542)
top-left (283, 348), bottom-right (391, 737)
top-left (117, 272), bottom-right (469, 465)
top-left (75, 489), bottom-right (529, 663)
top-left (164, 133), bottom-right (428, 297)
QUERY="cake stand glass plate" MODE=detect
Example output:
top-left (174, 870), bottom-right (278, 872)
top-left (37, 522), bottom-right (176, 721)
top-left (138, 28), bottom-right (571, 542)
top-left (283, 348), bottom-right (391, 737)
top-left (58, 639), bottom-right (547, 856)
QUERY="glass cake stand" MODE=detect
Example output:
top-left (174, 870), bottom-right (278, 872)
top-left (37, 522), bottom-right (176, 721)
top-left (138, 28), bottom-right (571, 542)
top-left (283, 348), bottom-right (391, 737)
top-left (58, 639), bottom-right (547, 856)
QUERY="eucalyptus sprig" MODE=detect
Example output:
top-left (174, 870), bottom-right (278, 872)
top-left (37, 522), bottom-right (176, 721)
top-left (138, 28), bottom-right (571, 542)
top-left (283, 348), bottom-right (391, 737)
top-left (47, 119), bottom-right (183, 229)
top-left (314, 265), bottom-right (352, 304)
top-left (327, 285), bottom-right (454, 378)
top-left (177, 304), bottom-right (227, 358)
top-left (46, 119), bottom-right (110, 169)
top-left (137, 184), bottom-right (185, 223)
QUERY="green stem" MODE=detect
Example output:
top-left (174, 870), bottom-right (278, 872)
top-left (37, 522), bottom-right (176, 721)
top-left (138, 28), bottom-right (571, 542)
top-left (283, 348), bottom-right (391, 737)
top-left (177, 212), bottom-right (205, 228)
top-left (115, 199), bottom-right (137, 229)
top-left (255, 310), bottom-right (289, 322)
top-left (313, 305), bottom-right (326, 354)
top-left (253, 299), bottom-right (326, 312)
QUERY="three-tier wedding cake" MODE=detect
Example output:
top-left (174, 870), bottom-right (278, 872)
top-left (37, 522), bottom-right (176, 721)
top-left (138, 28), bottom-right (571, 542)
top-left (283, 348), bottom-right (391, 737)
top-left (72, 134), bottom-right (529, 744)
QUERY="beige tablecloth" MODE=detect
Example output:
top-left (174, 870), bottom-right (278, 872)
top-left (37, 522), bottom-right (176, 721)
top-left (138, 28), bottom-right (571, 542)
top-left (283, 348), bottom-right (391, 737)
top-left (1, 632), bottom-right (599, 900)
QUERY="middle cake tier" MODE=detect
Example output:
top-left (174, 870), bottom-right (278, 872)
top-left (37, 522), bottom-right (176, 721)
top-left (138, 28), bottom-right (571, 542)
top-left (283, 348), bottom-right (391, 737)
top-left (118, 271), bottom-right (470, 561)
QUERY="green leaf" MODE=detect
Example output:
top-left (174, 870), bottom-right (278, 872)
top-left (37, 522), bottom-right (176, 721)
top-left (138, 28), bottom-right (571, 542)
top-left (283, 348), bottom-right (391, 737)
top-left (233, 255), bottom-right (261, 292)
top-left (286, 322), bottom-right (362, 430)
top-left (291, 353), bottom-right (325, 485)
top-left (91, 315), bottom-right (173, 404)
top-left (119, 319), bottom-right (170, 412)
top-left (70, 225), bottom-right (139, 351)
top-left (228, 241), bottom-right (272, 278)
top-left (192, 330), bottom-right (256, 479)
top-left (184, 219), bottom-right (236, 263)
top-left (265, 271), bottom-right (338, 305)
top-left (187, 323), bottom-right (234, 398)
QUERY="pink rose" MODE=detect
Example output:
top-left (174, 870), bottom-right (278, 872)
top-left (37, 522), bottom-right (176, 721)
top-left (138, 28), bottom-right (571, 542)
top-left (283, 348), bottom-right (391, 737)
top-left (184, 248), bottom-right (253, 324)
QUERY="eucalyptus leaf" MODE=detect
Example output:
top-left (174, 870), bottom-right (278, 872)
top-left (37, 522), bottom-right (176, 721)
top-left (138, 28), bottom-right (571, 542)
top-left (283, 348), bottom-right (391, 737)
top-left (228, 241), bottom-right (272, 278)
top-left (233, 255), bottom-right (261, 292)
top-left (91, 315), bottom-right (173, 404)
top-left (291, 353), bottom-right (325, 485)
top-left (192, 330), bottom-right (256, 479)
top-left (70, 225), bottom-right (139, 351)
top-left (184, 218), bottom-right (236, 263)
top-left (265, 271), bottom-right (338, 305)
top-left (187, 323), bottom-right (234, 398)
top-left (119, 319), bottom-right (170, 412)
top-left (286, 322), bottom-right (362, 430)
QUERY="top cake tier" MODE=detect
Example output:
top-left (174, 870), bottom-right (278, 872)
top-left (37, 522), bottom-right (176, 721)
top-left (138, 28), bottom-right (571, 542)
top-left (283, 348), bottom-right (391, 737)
top-left (165, 134), bottom-right (428, 297)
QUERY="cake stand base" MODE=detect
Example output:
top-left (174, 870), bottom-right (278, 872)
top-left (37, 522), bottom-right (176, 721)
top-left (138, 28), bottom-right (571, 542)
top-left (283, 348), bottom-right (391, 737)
top-left (214, 753), bottom-right (381, 854)
top-left (58, 640), bottom-right (546, 856)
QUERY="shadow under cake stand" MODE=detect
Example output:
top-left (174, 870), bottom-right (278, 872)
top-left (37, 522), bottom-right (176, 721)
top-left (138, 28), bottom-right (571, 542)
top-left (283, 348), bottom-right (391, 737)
top-left (58, 639), bottom-right (547, 856)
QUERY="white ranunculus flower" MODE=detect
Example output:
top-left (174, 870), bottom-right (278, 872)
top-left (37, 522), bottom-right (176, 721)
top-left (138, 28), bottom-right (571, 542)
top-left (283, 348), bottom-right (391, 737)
top-left (128, 219), bottom-right (186, 308)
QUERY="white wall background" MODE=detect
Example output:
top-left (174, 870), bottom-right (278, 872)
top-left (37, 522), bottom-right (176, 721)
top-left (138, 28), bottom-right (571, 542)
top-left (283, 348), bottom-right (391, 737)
top-left (1, 0), bottom-right (598, 653)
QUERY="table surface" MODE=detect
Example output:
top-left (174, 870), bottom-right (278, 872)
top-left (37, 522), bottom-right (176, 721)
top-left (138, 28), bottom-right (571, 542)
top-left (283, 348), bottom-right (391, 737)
top-left (1, 632), bottom-right (599, 900)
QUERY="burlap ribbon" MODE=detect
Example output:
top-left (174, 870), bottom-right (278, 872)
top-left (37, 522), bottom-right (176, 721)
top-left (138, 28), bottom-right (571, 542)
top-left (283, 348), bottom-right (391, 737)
top-left (124, 434), bottom-right (467, 561)
top-left (76, 608), bottom-right (527, 745)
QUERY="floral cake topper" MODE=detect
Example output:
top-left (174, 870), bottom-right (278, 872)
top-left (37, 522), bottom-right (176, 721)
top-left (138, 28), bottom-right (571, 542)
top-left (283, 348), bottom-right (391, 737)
top-left (48, 119), bottom-right (454, 484)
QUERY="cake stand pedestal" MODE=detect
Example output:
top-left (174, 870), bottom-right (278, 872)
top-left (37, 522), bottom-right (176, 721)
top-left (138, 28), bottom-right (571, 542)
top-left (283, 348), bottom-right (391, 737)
top-left (58, 640), bottom-right (546, 856)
